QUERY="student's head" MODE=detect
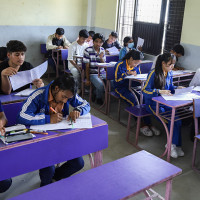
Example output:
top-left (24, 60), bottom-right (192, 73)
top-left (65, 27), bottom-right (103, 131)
top-left (123, 50), bottom-right (142, 68)
top-left (123, 36), bottom-right (133, 47)
top-left (78, 29), bottom-right (89, 45)
top-left (108, 31), bottom-right (118, 43)
top-left (51, 73), bottom-right (77, 104)
top-left (154, 53), bottom-right (173, 89)
top-left (171, 44), bottom-right (184, 58)
top-left (93, 33), bottom-right (105, 49)
top-left (7, 40), bottom-right (27, 66)
top-left (55, 28), bottom-right (65, 40)
top-left (0, 47), bottom-right (7, 63)
top-left (87, 31), bottom-right (95, 42)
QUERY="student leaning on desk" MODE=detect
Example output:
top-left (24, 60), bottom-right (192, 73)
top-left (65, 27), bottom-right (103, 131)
top-left (17, 73), bottom-right (90, 186)
top-left (0, 40), bottom-right (44, 95)
top-left (0, 100), bottom-right (12, 193)
top-left (142, 53), bottom-right (185, 159)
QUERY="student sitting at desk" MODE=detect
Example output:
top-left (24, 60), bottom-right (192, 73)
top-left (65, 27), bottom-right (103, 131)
top-left (0, 100), bottom-right (12, 193)
top-left (83, 33), bottom-right (106, 105)
top-left (102, 31), bottom-right (121, 52)
top-left (46, 28), bottom-right (71, 51)
top-left (0, 40), bottom-right (44, 95)
top-left (86, 31), bottom-right (95, 47)
top-left (143, 53), bottom-right (184, 158)
top-left (68, 29), bottom-right (89, 93)
top-left (17, 73), bottom-right (90, 186)
top-left (119, 36), bottom-right (143, 60)
top-left (114, 50), bottom-right (159, 136)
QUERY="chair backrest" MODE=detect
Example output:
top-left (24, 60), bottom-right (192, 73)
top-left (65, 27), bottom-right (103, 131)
top-left (106, 55), bottom-right (119, 63)
top-left (61, 49), bottom-right (68, 61)
top-left (106, 66), bottom-right (115, 80)
top-left (40, 44), bottom-right (47, 54)
top-left (139, 62), bottom-right (153, 74)
top-left (3, 102), bottom-right (24, 127)
top-left (193, 98), bottom-right (200, 118)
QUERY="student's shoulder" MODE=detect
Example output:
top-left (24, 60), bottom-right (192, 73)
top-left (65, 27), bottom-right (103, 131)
top-left (147, 69), bottom-right (156, 78)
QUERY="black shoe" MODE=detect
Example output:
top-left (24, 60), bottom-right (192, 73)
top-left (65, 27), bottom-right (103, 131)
top-left (96, 98), bottom-right (103, 105)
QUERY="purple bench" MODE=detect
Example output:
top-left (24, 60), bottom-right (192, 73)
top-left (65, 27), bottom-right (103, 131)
top-left (10, 150), bottom-right (182, 200)
top-left (125, 105), bottom-right (151, 148)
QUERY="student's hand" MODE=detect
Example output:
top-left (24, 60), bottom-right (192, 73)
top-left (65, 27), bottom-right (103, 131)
top-left (0, 120), bottom-right (5, 136)
top-left (170, 64), bottom-right (175, 70)
top-left (177, 86), bottom-right (185, 89)
top-left (99, 52), bottom-right (104, 59)
top-left (50, 113), bottom-right (63, 124)
top-left (128, 71), bottom-right (137, 76)
top-left (57, 46), bottom-right (63, 49)
top-left (105, 50), bottom-right (109, 55)
top-left (138, 46), bottom-right (142, 51)
top-left (67, 111), bottom-right (80, 123)
top-left (85, 80), bottom-right (91, 86)
top-left (32, 79), bottom-right (44, 88)
top-left (1, 67), bottom-right (17, 76)
top-left (63, 46), bottom-right (69, 49)
top-left (159, 90), bottom-right (172, 95)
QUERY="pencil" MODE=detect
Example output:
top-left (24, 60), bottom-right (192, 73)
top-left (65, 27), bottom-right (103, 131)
top-left (30, 131), bottom-right (48, 135)
top-left (50, 107), bottom-right (57, 114)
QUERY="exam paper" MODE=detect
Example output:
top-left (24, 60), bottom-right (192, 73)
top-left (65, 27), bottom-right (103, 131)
top-left (15, 88), bottom-right (36, 96)
top-left (125, 74), bottom-right (148, 79)
top-left (30, 113), bottom-right (93, 130)
top-left (193, 86), bottom-right (200, 91)
top-left (106, 46), bottom-right (119, 55)
top-left (96, 62), bottom-right (117, 67)
top-left (9, 61), bottom-right (47, 91)
top-left (5, 124), bottom-right (26, 132)
top-left (137, 37), bottom-right (144, 49)
top-left (175, 86), bottom-right (193, 95)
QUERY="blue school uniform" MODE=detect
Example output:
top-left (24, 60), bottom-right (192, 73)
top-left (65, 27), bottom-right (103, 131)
top-left (142, 69), bottom-right (182, 146)
top-left (114, 60), bottom-right (141, 106)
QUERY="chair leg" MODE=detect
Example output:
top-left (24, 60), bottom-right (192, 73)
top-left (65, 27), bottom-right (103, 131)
top-left (89, 84), bottom-right (92, 104)
top-left (135, 117), bottom-right (141, 146)
top-left (126, 113), bottom-right (131, 142)
top-left (192, 138), bottom-right (198, 169)
top-left (117, 99), bottom-right (121, 122)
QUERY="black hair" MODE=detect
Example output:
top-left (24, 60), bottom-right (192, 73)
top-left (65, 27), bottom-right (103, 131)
top-left (154, 53), bottom-right (173, 89)
top-left (79, 29), bottom-right (89, 38)
top-left (93, 33), bottom-right (105, 43)
top-left (0, 47), bottom-right (7, 61)
top-left (89, 31), bottom-right (95, 38)
top-left (56, 28), bottom-right (65, 35)
top-left (123, 36), bottom-right (132, 46)
top-left (51, 73), bottom-right (77, 95)
top-left (7, 40), bottom-right (27, 53)
top-left (172, 44), bottom-right (184, 56)
top-left (122, 49), bottom-right (142, 61)
top-left (111, 31), bottom-right (118, 38)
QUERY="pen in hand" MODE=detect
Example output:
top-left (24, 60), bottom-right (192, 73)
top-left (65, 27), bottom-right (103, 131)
top-left (50, 107), bottom-right (57, 114)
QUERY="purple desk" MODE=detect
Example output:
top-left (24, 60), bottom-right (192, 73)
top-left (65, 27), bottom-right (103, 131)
top-left (10, 151), bottom-right (182, 200)
top-left (0, 93), bottom-right (27, 104)
top-left (152, 94), bottom-right (199, 162)
top-left (105, 54), bottom-right (119, 63)
top-left (0, 115), bottom-right (108, 181)
top-left (52, 49), bottom-right (68, 77)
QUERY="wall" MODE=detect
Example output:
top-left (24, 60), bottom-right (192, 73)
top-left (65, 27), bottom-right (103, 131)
top-left (179, 0), bottom-right (200, 70)
top-left (0, 0), bottom-right (88, 66)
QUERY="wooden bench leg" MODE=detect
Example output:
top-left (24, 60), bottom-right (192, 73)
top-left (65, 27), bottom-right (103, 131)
top-left (88, 153), bottom-right (94, 168)
top-left (165, 179), bottom-right (172, 200)
top-left (93, 150), bottom-right (103, 168)
top-left (126, 113), bottom-right (131, 143)
top-left (192, 138), bottom-right (197, 169)
top-left (117, 99), bottom-right (121, 122)
top-left (135, 116), bottom-right (141, 146)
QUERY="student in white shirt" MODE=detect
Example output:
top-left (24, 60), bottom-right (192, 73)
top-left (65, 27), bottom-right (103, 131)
top-left (68, 30), bottom-right (89, 92)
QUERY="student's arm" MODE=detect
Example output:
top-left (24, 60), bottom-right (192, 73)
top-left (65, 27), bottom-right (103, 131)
top-left (17, 90), bottom-right (50, 125)
top-left (1, 67), bottom-right (18, 94)
top-left (119, 48), bottom-right (126, 60)
top-left (99, 51), bottom-right (106, 63)
top-left (115, 61), bottom-right (129, 82)
top-left (63, 36), bottom-right (71, 49)
top-left (46, 35), bottom-right (58, 50)
top-left (83, 49), bottom-right (91, 86)
top-left (115, 41), bottom-right (122, 49)
top-left (0, 111), bottom-right (7, 136)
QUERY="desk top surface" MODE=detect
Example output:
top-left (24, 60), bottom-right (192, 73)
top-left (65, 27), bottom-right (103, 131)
top-left (0, 93), bottom-right (27, 104)
top-left (10, 150), bottom-right (182, 200)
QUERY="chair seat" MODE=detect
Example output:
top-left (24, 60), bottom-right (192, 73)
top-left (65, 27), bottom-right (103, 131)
top-left (125, 104), bottom-right (151, 117)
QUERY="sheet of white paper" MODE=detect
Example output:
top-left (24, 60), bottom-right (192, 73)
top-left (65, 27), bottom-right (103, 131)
top-left (193, 86), bottom-right (200, 91)
top-left (9, 71), bottom-right (32, 91)
top-left (5, 125), bottom-right (26, 132)
top-left (172, 70), bottom-right (185, 76)
top-left (137, 37), bottom-right (144, 48)
top-left (183, 70), bottom-right (196, 73)
top-left (96, 62), bottom-right (116, 67)
top-left (161, 92), bottom-right (200, 101)
top-left (125, 74), bottom-right (148, 80)
top-left (9, 61), bottom-right (48, 91)
top-left (175, 86), bottom-right (193, 95)
top-left (31, 61), bottom-right (48, 80)
top-left (30, 113), bottom-right (93, 130)
top-left (14, 88), bottom-right (36, 96)
top-left (106, 46), bottom-right (119, 55)
top-left (141, 60), bottom-right (152, 64)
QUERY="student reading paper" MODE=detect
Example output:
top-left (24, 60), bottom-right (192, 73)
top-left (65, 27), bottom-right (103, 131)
top-left (17, 73), bottom-right (90, 186)
top-left (0, 40), bottom-right (44, 94)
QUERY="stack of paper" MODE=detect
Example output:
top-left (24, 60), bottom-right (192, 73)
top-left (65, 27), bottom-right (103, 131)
top-left (30, 113), bottom-right (93, 131)
top-left (106, 46), bottom-right (119, 55)
top-left (96, 62), bottom-right (117, 67)
top-left (125, 74), bottom-right (148, 80)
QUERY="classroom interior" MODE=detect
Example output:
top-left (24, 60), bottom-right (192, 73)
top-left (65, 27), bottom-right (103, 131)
top-left (0, 0), bottom-right (200, 199)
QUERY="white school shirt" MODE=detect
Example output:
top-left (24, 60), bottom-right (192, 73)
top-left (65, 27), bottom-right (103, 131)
top-left (68, 41), bottom-right (89, 70)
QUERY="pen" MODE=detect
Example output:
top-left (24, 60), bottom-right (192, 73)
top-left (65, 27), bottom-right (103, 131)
top-left (70, 118), bottom-right (74, 128)
top-left (30, 130), bottom-right (48, 135)
top-left (8, 129), bottom-right (28, 136)
top-left (50, 107), bottom-right (57, 114)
